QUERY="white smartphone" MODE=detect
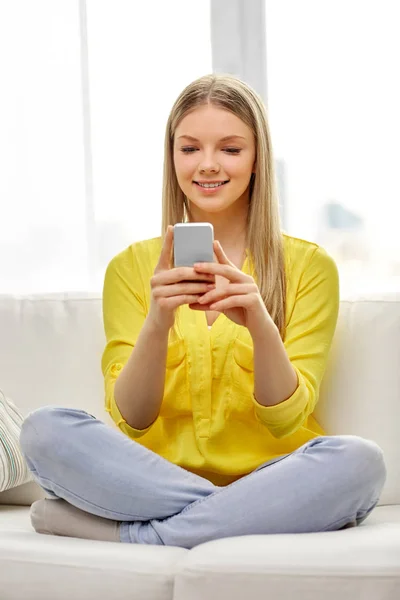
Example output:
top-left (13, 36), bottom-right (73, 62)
top-left (173, 223), bottom-right (214, 268)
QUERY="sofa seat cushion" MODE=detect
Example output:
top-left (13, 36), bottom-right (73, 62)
top-left (174, 506), bottom-right (400, 600)
top-left (0, 506), bottom-right (187, 600)
top-left (2, 506), bottom-right (400, 600)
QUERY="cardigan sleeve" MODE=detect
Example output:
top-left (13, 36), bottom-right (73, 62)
top-left (101, 245), bottom-right (154, 438)
top-left (252, 245), bottom-right (340, 438)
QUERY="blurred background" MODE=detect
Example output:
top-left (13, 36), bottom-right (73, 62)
top-left (0, 0), bottom-right (399, 296)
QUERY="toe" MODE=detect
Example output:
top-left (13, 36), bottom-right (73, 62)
top-left (30, 499), bottom-right (53, 535)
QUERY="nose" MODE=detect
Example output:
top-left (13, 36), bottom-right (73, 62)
top-left (198, 153), bottom-right (220, 174)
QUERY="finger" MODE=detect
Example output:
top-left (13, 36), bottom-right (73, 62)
top-left (213, 240), bottom-right (235, 266)
top-left (157, 282), bottom-right (214, 298)
top-left (209, 295), bottom-right (253, 311)
top-left (194, 262), bottom-right (249, 283)
top-left (198, 284), bottom-right (253, 305)
top-left (167, 294), bottom-right (205, 310)
top-left (158, 267), bottom-right (215, 286)
top-left (188, 302), bottom-right (214, 311)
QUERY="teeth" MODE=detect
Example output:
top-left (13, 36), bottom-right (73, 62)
top-left (197, 181), bottom-right (226, 188)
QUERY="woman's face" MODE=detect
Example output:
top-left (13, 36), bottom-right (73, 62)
top-left (173, 104), bottom-right (256, 219)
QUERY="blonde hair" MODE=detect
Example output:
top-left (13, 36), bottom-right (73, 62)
top-left (161, 73), bottom-right (287, 340)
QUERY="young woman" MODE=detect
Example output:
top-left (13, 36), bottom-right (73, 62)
top-left (20, 74), bottom-right (386, 548)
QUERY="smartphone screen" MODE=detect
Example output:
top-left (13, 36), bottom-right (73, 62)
top-left (173, 223), bottom-right (214, 282)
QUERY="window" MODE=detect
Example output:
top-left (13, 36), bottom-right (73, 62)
top-left (87, 0), bottom-right (212, 289)
top-left (0, 0), bottom-right (212, 293)
top-left (265, 0), bottom-right (400, 293)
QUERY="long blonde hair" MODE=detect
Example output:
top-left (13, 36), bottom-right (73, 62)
top-left (161, 74), bottom-right (287, 340)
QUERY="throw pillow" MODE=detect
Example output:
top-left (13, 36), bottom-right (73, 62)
top-left (0, 388), bottom-right (33, 492)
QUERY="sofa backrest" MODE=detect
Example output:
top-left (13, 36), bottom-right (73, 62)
top-left (315, 294), bottom-right (400, 505)
top-left (0, 293), bottom-right (399, 505)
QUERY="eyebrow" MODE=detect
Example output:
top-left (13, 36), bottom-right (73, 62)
top-left (177, 135), bottom-right (246, 142)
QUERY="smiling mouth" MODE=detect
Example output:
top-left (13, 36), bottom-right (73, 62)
top-left (193, 180), bottom-right (230, 188)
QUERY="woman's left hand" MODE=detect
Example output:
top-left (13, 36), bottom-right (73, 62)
top-left (189, 240), bottom-right (274, 336)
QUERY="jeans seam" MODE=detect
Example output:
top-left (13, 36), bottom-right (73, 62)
top-left (149, 523), bottom-right (165, 545)
top-left (321, 515), bottom-right (357, 532)
top-left (31, 473), bottom-right (151, 520)
top-left (320, 498), bottom-right (380, 532)
top-left (50, 476), bottom-right (151, 520)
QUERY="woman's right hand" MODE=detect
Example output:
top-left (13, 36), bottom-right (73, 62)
top-left (148, 225), bottom-right (216, 332)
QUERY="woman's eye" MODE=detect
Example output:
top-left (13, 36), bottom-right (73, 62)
top-left (180, 147), bottom-right (241, 154)
top-left (181, 147), bottom-right (197, 153)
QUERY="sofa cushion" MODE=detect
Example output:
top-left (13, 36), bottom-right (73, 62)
top-left (0, 505), bottom-right (187, 600)
top-left (314, 293), bottom-right (400, 505)
top-left (1, 505), bottom-right (399, 600)
top-left (0, 293), bottom-right (118, 506)
top-left (174, 505), bottom-right (400, 600)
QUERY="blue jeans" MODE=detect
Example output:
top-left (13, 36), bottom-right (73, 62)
top-left (19, 407), bottom-right (387, 549)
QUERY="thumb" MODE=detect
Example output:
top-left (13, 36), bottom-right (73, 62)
top-left (213, 240), bottom-right (232, 265)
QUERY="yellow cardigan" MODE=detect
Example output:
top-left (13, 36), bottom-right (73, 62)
top-left (101, 232), bottom-right (339, 486)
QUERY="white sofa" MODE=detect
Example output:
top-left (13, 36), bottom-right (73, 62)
top-left (0, 292), bottom-right (400, 600)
